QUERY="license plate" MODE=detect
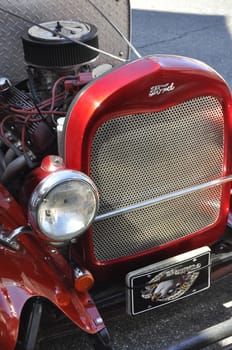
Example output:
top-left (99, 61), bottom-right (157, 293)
top-left (126, 246), bottom-right (210, 315)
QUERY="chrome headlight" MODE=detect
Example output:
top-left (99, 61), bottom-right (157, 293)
top-left (29, 170), bottom-right (99, 241)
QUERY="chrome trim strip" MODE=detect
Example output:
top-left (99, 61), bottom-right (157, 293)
top-left (0, 226), bottom-right (32, 250)
top-left (95, 175), bottom-right (232, 222)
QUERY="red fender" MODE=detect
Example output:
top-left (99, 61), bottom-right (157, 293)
top-left (0, 184), bottom-right (105, 350)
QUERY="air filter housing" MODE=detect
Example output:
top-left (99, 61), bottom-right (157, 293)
top-left (22, 20), bottom-right (99, 68)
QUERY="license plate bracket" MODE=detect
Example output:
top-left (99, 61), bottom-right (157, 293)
top-left (126, 247), bottom-right (211, 315)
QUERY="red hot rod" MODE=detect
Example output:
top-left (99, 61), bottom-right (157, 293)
top-left (0, 1), bottom-right (232, 349)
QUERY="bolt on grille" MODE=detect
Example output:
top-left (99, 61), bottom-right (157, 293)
top-left (90, 96), bottom-right (224, 261)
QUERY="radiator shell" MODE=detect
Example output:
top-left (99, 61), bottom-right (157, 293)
top-left (63, 55), bottom-right (232, 278)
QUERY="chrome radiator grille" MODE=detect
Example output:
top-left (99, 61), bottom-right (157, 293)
top-left (90, 96), bottom-right (224, 261)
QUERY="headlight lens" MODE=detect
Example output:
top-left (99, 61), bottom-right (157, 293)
top-left (29, 170), bottom-right (99, 241)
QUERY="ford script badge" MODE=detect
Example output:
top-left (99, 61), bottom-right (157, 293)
top-left (149, 82), bottom-right (175, 96)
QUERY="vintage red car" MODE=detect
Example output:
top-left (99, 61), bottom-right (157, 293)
top-left (0, 1), bottom-right (232, 349)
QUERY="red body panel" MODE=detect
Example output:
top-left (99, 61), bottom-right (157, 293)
top-left (64, 56), bottom-right (232, 278)
top-left (0, 185), bottom-right (105, 350)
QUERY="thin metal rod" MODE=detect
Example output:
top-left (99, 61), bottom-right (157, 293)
top-left (7, 226), bottom-right (32, 242)
top-left (0, 6), bottom-right (127, 63)
top-left (95, 175), bottom-right (232, 222)
top-left (87, 0), bottom-right (142, 58)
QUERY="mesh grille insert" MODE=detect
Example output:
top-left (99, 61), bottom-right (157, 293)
top-left (90, 96), bottom-right (224, 261)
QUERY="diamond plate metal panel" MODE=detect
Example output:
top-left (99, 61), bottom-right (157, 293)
top-left (0, 0), bottom-right (130, 83)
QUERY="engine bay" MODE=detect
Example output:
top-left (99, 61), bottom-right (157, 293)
top-left (0, 19), bottom-right (113, 198)
top-left (0, 0), bottom-right (130, 201)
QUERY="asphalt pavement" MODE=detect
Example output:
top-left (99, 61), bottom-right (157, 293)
top-left (131, 0), bottom-right (232, 88)
top-left (41, 276), bottom-right (232, 350)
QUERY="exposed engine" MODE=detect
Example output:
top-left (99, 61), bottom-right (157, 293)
top-left (0, 19), bottom-right (109, 197)
top-left (22, 20), bottom-right (99, 98)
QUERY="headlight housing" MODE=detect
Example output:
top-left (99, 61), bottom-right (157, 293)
top-left (29, 170), bottom-right (99, 241)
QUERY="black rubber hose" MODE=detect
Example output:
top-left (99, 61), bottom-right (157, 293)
top-left (1, 155), bottom-right (27, 185)
top-left (4, 147), bottom-right (16, 165)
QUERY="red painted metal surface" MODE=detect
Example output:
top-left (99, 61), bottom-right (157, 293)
top-left (64, 56), bottom-right (232, 278)
top-left (20, 155), bottom-right (66, 215)
top-left (0, 176), bottom-right (105, 350)
top-left (0, 184), bottom-right (27, 229)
